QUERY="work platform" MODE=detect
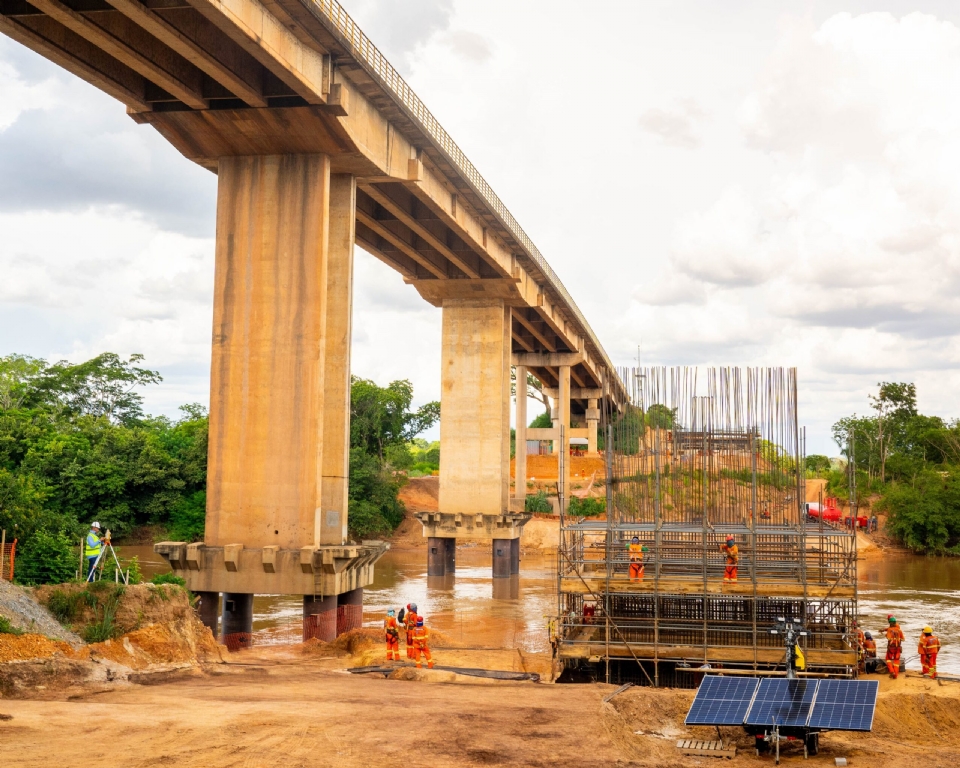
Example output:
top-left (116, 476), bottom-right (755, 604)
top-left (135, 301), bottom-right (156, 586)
top-left (554, 367), bottom-right (861, 687)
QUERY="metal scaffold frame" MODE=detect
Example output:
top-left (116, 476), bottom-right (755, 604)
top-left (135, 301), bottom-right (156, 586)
top-left (555, 367), bottom-right (859, 687)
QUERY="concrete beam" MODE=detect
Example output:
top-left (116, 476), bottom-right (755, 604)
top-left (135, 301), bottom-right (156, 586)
top-left (414, 512), bottom-right (529, 542)
top-left (406, 278), bottom-right (524, 307)
top-left (542, 387), bottom-right (603, 400)
top-left (512, 352), bottom-right (583, 367)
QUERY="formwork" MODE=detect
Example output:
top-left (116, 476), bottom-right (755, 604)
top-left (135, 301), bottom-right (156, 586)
top-left (555, 367), bottom-right (858, 687)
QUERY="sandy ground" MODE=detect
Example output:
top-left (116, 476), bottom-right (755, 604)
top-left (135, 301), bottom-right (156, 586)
top-left (4, 636), bottom-right (959, 768)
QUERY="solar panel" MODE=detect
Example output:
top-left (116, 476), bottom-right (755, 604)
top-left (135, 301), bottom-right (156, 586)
top-left (685, 676), bottom-right (760, 726)
top-left (807, 680), bottom-right (879, 732)
top-left (744, 678), bottom-right (817, 727)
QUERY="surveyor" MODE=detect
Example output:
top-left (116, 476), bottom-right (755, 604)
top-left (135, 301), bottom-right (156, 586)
top-left (628, 536), bottom-right (648, 582)
top-left (404, 603), bottom-right (419, 659)
top-left (720, 535), bottom-right (739, 583)
top-left (884, 616), bottom-right (905, 678)
top-left (384, 609), bottom-right (400, 661)
top-left (918, 626), bottom-right (941, 679)
top-left (84, 522), bottom-right (103, 582)
top-left (413, 616), bottom-right (434, 669)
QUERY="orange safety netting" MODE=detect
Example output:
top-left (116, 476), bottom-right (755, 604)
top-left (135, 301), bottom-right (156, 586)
top-left (303, 611), bottom-right (337, 642)
top-left (0, 540), bottom-right (16, 581)
top-left (337, 604), bottom-right (363, 635)
top-left (222, 632), bottom-right (252, 652)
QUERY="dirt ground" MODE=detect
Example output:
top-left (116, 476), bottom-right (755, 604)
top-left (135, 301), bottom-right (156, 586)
top-left (3, 636), bottom-right (959, 768)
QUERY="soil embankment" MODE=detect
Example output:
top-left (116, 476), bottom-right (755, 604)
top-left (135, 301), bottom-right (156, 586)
top-left (0, 582), bottom-right (222, 700)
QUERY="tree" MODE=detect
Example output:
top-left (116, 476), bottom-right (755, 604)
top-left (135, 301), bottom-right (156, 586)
top-left (350, 377), bottom-right (439, 460)
top-left (869, 382), bottom-right (917, 481)
top-left (529, 411), bottom-right (553, 428)
top-left (0, 354), bottom-right (47, 411)
top-left (805, 455), bottom-right (831, 474)
top-left (510, 368), bottom-right (551, 414)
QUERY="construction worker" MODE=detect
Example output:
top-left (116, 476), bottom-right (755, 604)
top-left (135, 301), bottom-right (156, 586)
top-left (918, 626), bottom-right (941, 679)
top-left (884, 616), bottom-right (905, 678)
top-left (403, 603), bottom-right (419, 659)
top-left (863, 631), bottom-right (877, 658)
top-left (720, 535), bottom-right (738, 583)
top-left (852, 620), bottom-right (867, 673)
top-left (413, 617), bottom-right (434, 669)
top-left (84, 522), bottom-right (103, 582)
top-left (628, 536), bottom-right (648, 582)
top-left (384, 609), bottom-right (400, 661)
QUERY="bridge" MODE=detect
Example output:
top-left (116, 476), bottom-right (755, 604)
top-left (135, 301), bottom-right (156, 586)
top-left (0, 0), bottom-right (626, 643)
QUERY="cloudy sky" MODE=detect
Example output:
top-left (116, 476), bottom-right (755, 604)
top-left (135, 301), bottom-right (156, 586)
top-left (2, 1), bottom-right (960, 455)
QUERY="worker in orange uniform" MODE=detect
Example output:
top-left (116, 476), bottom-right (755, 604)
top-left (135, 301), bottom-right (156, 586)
top-left (413, 617), bottom-right (434, 669)
top-left (852, 620), bottom-right (867, 672)
top-left (628, 536), bottom-right (648, 582)
top-left (403, 603), bottom-right (419, 659)
top-left (918, 626), bottom-right (941, 679)
top-left (384, 609), bottom-right (400, 661)
top-left (720, 535), bottom-right (739, 583)
top-left (884, 615), bottom-right (905, 678)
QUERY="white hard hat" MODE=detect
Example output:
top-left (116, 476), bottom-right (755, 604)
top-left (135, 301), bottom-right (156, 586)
top-left (91, 522), bottom-right (101, 529)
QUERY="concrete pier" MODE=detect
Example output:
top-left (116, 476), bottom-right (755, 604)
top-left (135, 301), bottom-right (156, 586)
top-left (303, 594), bottom-right (337, 642)
top-left (221, 592), bottom-right (253, 651)
top-left (427, 537), bottom-right (456, 577)
top-left (492, 539), bottom-right (519, 578)
top-left (196, 591), bottom-right (219, 635)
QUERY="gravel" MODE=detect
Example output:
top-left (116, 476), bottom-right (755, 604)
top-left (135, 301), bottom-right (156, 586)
top-left (0, 580), bottom-right (83, 648)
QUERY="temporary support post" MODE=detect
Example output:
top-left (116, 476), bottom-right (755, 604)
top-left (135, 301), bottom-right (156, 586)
top-left (428, 537), bottom-right (456, 577)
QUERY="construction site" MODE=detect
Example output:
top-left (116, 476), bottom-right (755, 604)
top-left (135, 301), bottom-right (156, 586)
top-left (555, 367), bottom-right (859, 687)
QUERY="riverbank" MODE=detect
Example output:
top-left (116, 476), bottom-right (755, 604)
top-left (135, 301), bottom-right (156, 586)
top-left (4, 640), bottom-right (959, 767)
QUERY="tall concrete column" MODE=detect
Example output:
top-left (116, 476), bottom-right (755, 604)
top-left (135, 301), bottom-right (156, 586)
top-left (303, 594), bottom-right (336, 642)
top-left (559, 365), bottom-right (572, 511)
top-left (492, 539), bottom-right (519, 578)
top-left (586, 397), bottom-right (600, 455)
top-left (205, 154), bottom-right (331, 551)
top-left (438, 298), bottom-right (512, 520)
top-left (221, 592), bottom-right (253, 651)
top-left (196, 591), bottom-right (219, 636)
top-left (514, 364), bottom-right (528, 506)
top-left (317, 174), bottom-right (356, 547)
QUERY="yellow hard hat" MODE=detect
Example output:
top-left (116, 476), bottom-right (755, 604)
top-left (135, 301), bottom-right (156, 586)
top-left (923, 626), bottom-right (933, 634)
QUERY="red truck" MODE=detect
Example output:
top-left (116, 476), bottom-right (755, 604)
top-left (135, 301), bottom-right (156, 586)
top-left (805, 497), bottom-right (842, 524)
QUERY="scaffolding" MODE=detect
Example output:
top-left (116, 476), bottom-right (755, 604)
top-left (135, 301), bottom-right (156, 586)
top-left (556, 367), bottom-right (858, 687)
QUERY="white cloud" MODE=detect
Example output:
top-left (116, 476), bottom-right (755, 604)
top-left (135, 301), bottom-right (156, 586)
top-left (638, 100), bottom-right (705, 149)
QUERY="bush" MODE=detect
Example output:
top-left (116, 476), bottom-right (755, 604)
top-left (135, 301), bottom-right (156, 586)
top-left (167, 490), bottom-right (205, 542)
top-left (150, 572), bottom-right (185, 587)
top-left (81, 588), bottom-right (123, 643)
top-left (525, 490), bottom-right (552, 513)
top-left (15, 528), bottom-right (80, 585)
top-left (568, 496), bottom-right (606, 517)
top-left (878, 469), bottom-right (960, 553)
top-left (0, 615), bottom-right (23, 635)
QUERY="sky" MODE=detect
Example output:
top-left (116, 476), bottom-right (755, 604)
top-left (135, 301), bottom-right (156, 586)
top-left (2, 1), bottom-right (960, 455)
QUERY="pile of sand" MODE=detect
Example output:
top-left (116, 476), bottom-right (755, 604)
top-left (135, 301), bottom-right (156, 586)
top-left (0, 634), bottom-right (76, 664)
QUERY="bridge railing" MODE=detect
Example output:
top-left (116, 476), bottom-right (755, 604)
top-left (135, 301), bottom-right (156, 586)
top-left (311, 0), bottom-right (620, 390)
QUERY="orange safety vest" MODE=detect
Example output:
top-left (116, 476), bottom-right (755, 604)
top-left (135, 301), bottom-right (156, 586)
top-left (405, 611), bottom-right (419, 632)
top-left (863, 638), bottom-right (877, 657)
top-left (384, 616), bottom-right (399, 637)
top-left (885, 625), bottom-right (904, 648)
top-left (413, 626), bottom-right (430, 648)
top-left (628, 543), bottom-right (646, 562)
top-left (919, 634), bottom-right (941, 655)
top-left (722, 543), bottom-right (739, 565)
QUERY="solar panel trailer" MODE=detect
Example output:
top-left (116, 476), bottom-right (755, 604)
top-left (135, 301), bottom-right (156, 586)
top-left (685, 675), bottom-right (879, 760)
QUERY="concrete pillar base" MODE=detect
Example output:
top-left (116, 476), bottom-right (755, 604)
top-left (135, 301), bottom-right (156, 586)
top-left (195, 591), bottom-right (219, 637)
top-left (492, 539), bottom-right (519, 578)
top-left (221, 592), bottom-right (253, 651)
top-left (427, 537), bottom-right (456, 576)
top-left (427, 574), bottom-right (455, 591)
top-left (337, 587), bottom-right (363, 636)
top-left (303, 594), bottom-right (336, 642)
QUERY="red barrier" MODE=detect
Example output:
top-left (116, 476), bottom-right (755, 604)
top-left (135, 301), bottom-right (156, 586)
top-left (0, 540), bottom-right (16, 581)
top-left (222, 632), bottom-right (252, 652)
top-left (303, 610), bottom-right (337, 642)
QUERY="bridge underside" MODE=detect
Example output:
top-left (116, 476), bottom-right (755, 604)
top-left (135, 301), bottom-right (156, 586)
top-left (0, 0), bottom-right (626, 637)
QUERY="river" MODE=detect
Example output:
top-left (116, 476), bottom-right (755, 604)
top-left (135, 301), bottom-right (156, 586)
top-left (116, 544), bottom-right (960, 674)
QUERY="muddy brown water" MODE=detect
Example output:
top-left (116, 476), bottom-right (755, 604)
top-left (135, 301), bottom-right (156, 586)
top-left (117, 544), bottom-right (960, 674)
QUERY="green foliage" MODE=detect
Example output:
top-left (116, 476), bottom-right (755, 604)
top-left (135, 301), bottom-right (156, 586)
top-left (150, 572), bottom-right (185, 587)
top-left (0, 615), bottom-right (23, 635)
top-left (529, 411), bottom-right (553, 429)
top-left (568, 496), bottom-right (606, 517)
top-left (805, 455), bottom-right (832, 474)
top-left (350, 377), bottom-right (439, 460)
top-left (525, 490), bottom-right (552, 513)
top-left (46, 588), bottom-right (96, 624)
top-left (600, 405), bottom-right (644, 455)
top-left (348, 447), bottom-right (406, 539)
top-left (124, 555), bottom-right (143, 585)
top-left (81, 587), bottom-right (123, 643)
top-left (167, 491), bottom-right (206, 542)
top-left (0, 353), bottom-right (209, 582)
top-left (14, 528), bottom-right (78, 585)
top-left (877, 469), bottom-right (960, 553)
top-left (645, 404), bottom-right (675, 429)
